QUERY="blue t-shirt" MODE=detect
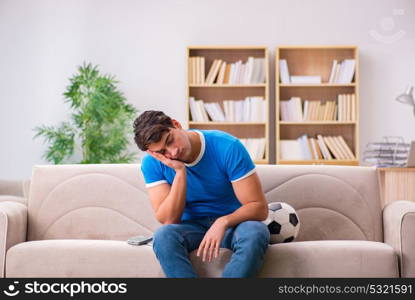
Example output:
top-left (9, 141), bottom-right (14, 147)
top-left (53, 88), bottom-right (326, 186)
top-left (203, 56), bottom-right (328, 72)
top-left (140, 130), bottom-right (256, 221)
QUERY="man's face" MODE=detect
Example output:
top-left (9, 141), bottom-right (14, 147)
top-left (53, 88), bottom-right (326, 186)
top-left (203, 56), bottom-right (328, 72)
top-left (147, 128), bottom-right (192, 162)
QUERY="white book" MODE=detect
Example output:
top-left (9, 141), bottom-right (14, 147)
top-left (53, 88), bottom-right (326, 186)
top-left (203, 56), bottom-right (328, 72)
top-left (244, 57), bottom-right (254, 84)
top-left (196, 100), bottom-right (209, 122)
top-left (238, 63), bottom-right (245, 84)
top-left (223, 100), bottom-right (231, 121)
top-left (341, 59), bottom-right (356, 84)
top-left (328, 60), bottom-right (337, 84)
top-left (290, 76), bottom-right (322, 84)
top-left (204, 103), bottom-right (217, 121)
top-left (258, 138), bottom-right (266, 160)
top-left (280, 140), bottom-right (303, 160)
top-left (297, 135), bottom-right (312, 160)
top-left (251, 97), bottom-right (264, 122)
top-left (243, 97), bottom-right (251, 122)
top-left (279, 59), bottom-right (290, 84)
top-left (234, 61), bottom-right (242, 84)
top-left (250, 98), bottom-right (258, 122)
top-left (257, 58), bottom-right (266, 83)
top-left (189, 97), bottom-right (200, 121)
top-left (332, 63), bottom-right (341, 83)
top-left (235, 100), bottom-right (244, 122)
top-left (213, 103), bottom-right (226, 121)
top-left (229, 63), bottom-right (236, 84)
top-left (280, 100), bottom-right (288, 121)
top-left (291, 97), bottom-right (302, 121)
top-left (303, 100), bottom-right (309, 121)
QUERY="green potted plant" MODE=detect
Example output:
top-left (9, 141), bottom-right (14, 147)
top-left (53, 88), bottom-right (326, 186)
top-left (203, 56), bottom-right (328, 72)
top-left (34, 63), bottom-right (138, 164)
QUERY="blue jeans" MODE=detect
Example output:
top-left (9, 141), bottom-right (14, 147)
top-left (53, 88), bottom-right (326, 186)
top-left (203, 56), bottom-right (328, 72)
top-left (152, 217), bottom-right (270, 278)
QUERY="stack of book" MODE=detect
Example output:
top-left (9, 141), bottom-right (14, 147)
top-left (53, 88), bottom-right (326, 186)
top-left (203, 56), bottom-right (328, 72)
top-left (189, 97), bottom-right (266, 122)
top-left (337, 94), bottom-right (357, 121)
top-left (280, 95), bottom-right (355, 122)
top-left (363, 141), bottom-right (410, 167)
top-left (189, 56), bottom-right (266, 85)
top-left (205, 56), bottom-right (266, 84)
top-left (188, 56), bottom-right (205, 84)
top-left (279, 58), bottom-right (356, 84)
top-left (328, 59), bottom-right (356, 84)
top-left (240, 138), bottom-right (266, 161)
top-left (280, 134), bottom-right (355, 160)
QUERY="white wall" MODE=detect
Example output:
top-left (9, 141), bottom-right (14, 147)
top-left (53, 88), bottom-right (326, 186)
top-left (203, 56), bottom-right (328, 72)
top-left (0, 0), bottom-right (414, 179)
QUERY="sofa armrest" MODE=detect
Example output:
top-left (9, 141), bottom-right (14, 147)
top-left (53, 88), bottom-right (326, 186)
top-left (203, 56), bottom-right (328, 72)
top-left (0, 201), bottom-right (27, 277)
top-left (383, 200), bottom-right (415, 277)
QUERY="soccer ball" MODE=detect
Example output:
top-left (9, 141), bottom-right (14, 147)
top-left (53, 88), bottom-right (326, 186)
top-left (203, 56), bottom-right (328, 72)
top-left (263, 202), bottom-right (300, 244)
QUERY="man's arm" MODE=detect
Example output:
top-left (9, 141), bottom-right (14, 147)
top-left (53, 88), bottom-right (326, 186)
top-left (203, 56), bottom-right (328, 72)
top-left (220, 171), bottom-right (268, 227)
top-left (197, 171), bottom-right (268, 262)
top-left (146, 151), bottom-right (187, 224)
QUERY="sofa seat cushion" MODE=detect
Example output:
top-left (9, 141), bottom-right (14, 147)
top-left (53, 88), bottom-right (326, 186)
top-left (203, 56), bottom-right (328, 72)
top-left (6, 240), bottom-right (399, 278)
top-left (259, 240), bottom-right (399, 277)
top-left (190, 240), bottom-right (399, 278)
top-left (6, 239), bottom-right (164, 278)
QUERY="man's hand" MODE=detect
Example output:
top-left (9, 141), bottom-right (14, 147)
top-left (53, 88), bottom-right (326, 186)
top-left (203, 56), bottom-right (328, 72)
top-left (147, 150), bottom-right (185, 171)
top-left (197, 217), bottom-right (229, 262)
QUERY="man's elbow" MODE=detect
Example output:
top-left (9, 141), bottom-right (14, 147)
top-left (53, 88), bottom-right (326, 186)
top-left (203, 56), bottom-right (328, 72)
top-left (258, 202), bottom-right (269, 221)
top-left (155, 213), bottom-right (181, 225)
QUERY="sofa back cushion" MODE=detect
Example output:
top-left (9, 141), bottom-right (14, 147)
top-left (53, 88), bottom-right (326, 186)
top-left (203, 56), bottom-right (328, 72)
top-left (28, 164), bottom-right (383, 242)
top-left (28, 164), bottom-right (160, 241)
top-left (257, 165), bottom-right (383, 242)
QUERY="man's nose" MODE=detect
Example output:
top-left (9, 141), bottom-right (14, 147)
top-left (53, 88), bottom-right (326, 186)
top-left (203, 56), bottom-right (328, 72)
top-left (166, 147), bottom-right (178, 158)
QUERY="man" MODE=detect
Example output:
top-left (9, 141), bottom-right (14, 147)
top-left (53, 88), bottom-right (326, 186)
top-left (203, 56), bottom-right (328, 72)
top-left (133, 110), bottom-right (270, 278)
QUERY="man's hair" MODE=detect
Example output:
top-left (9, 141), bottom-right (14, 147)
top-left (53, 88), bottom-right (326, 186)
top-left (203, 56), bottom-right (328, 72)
top-left (133, 110), bottom-right (174, 151)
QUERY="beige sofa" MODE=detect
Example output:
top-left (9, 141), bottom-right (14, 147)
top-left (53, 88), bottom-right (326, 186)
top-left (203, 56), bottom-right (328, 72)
top-left (1, 163), bottom-right (414, 278)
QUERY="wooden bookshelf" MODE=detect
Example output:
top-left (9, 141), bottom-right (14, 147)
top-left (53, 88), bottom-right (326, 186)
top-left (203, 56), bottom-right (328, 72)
top-left (276, 45), bottom-right (359, 165)
top-left (187, 46), bottom-right (269, 164)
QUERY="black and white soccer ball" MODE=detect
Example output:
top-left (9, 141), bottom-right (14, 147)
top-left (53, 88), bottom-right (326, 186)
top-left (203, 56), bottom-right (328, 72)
top-left (263, 202), bottom-right (300, 244)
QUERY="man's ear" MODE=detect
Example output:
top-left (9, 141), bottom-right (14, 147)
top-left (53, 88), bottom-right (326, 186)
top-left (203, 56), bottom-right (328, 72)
top-left (171, 119), bottom-right (182, 129)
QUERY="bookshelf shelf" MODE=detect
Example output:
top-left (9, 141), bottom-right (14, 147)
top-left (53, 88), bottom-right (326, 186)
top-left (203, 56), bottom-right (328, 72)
top-left (280, 121), bottom-right (356, 125)
top-left (189, 84), bottom-right (267, 88)
top-left (280, 83), bottom-right (356, 87)
top-left (279, 160), bottom-right (359, 166)
top-left (276, 45), bottom-right (359, 166)
top-left (187, 46), bottom-right (269, 164)
top-left (189, 122), bottom-right (266, 125)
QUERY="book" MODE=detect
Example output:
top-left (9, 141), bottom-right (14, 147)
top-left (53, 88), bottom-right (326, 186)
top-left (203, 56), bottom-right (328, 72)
top-left (290, 76), bottom-right (322, 84)
top-left (328, 60), bottom-right (338, 84)
top-left (279, 59), bottom-right (290, 84)
top-left (216, 62), bottom-right (227, 84)
top-left (206, 59), bottom-right (222, 84)
top-left (337, 136), bottom-right (356, 159)
top-left (317, 135), bottom-right (332, 160)
top-left (280, 140), bottom-right (303, 160)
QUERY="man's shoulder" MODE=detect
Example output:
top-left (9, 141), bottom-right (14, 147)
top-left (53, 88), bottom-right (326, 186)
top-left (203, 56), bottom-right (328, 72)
top-left (141, 154), bottom-right (162, 170)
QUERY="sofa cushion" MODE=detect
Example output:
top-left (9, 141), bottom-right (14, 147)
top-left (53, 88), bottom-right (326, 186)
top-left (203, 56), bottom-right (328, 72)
top-left (257, 165), bottom-right (383, 242)
top-left (6, 240), bottom-right (164, 278)
top-left (6, 240), bottom-right (398, 278)
top-left (190, 240), bottom-right (399, 278)
top-left (28, 164), bottom-right (161, 241)
top-left (260, 240), bottom-right (398, 277)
